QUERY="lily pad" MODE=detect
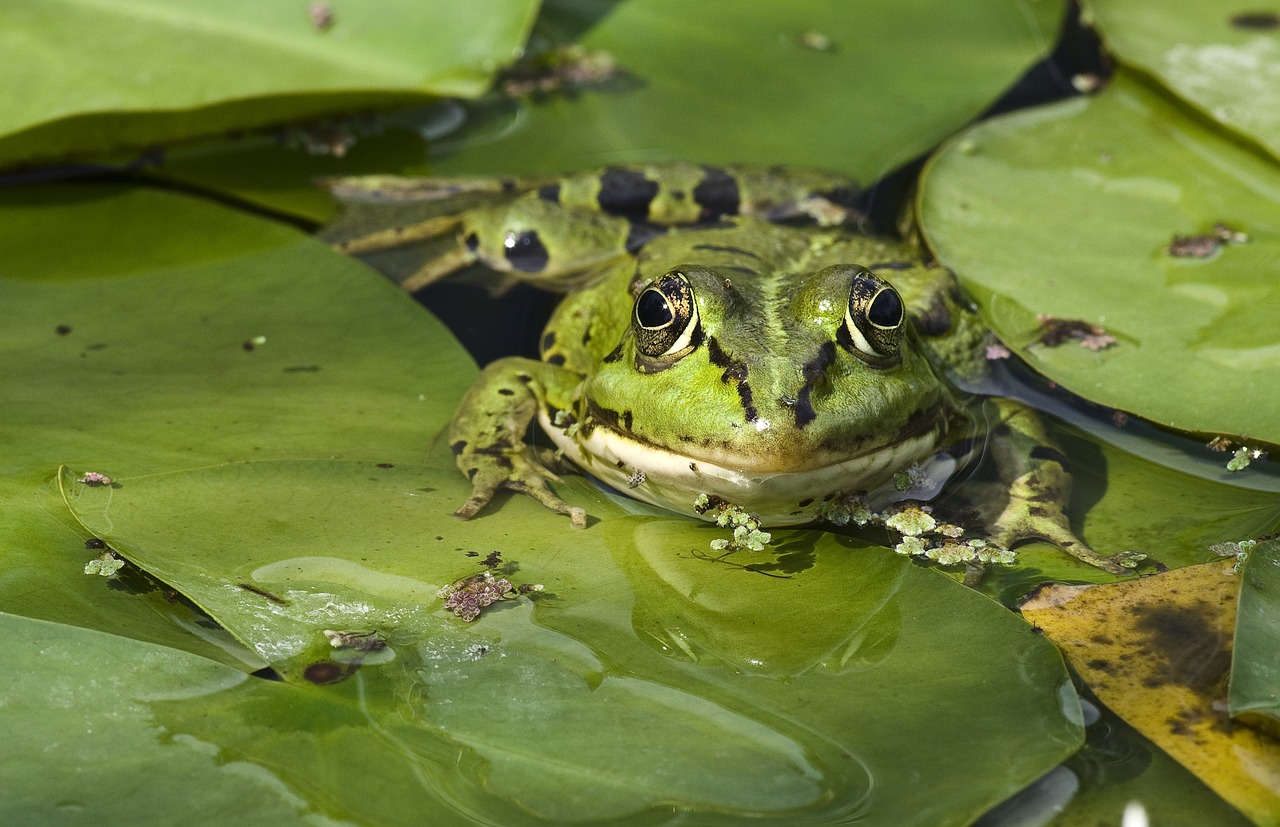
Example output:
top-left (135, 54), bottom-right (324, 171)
top-left (59, 456), bottom-right (1083, 824)
top-left (919, 69), bottom-right (1280, 446)
top-left (1084, 0), bottom-right (1280, 161)
top-left (1231, 538), bottom-right (1280, 729)
top-left (428, 0), bottom-right (1068, 183)
top-left (1022, 564), bottom-right (1280, 824)
top-left (0, 0), bottom-right (539, 168)
top-left (0, 184), bottom-right (474, 651)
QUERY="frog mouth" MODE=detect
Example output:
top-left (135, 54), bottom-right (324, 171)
top-left (537, 409), bottom-right (946, 524)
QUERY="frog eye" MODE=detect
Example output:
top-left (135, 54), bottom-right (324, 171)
top-left (503, 229), bottom-right (550, 273)
top-left (842, 269), bottom-right (904, 366)
top-left (633, 273), bottom-right (700, 359)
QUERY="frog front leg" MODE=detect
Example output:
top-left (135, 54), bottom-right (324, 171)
top-left (448, 357), bottom-right (587, 527)
top-left (984, 399), bottom-right (1132, 575)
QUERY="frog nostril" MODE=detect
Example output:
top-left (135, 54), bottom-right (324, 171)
top-left (503, 229), bottom-right (550, 272)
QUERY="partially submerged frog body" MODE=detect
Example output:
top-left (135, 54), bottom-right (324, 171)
top-left (329, 163), bottom-right (1128, 574)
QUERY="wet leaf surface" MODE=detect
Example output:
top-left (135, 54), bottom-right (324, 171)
top-left (920, 69), bottom-right (1280, 446)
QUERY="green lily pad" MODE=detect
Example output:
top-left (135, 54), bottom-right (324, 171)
top-left (1084, 0), bottom-right (1280, 161)
top-left (59, 456), bottom-right (1083, 824)
top-left (1231, 538), bottom-right (1280, 729)
top-left (918, 69), bottom-right (1280, 446)
top-left (0, 0), bottom-right (539, 168)
top-left (0, 183), bottom-right (474, 653)
top-left (428, 0), bottom-right (1067, 183)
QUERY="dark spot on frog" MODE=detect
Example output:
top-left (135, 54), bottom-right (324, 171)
top-left (1230, 10), bottom-right (1279, 29)
top-left (692, 243), bottom-right (763, 259)
top-left (516, 372), bottom-right (532, 383)
top-left (464, 232), bottom-right (480, 252)
top-left (242, 340), bottom-right (256, 351)
top-left (795, 340), bottom-right (837, 427)
top-left (705, 335), bottom-right (735, 369)
top-left (547, 353), bottom-right (566, 366)
top-left (237, 583), bottom-right (289, 605)
top-left (466, 550), bottom-right (479, 557)
top-left (1030, 445), bottom-right (1072, 473)
top-left (450, 440), bottom-right (468, 456)
top-left (498, 388), bottom-right (515, 396)
top-left (467, 467), bottom-right (479, 480)
top-left (693, 166), bottom-right (741, 221)
top-left (504, 229), bottom-right (550, 273)
top-left (909, 292), bottom-right (952, 336)
top-left (737, 380), bottom-right (759, 422)
top-left (867, 260), bottom-right (915, 271)
top-left (588, 402), bottom-right (623, 431)
top-left (283, 365), bottom-right (321, 373)
top-left (542, 331), bottom-right (556, 352)
top-left (303, 661), bottom-right (354, 685)
top-left (500, 179), bottom-right (518, 193)
top-left (55, 324), bottom-right (72, 336)
top-left (623, 410), bottom-right (634, 430)
top-left (798, 497), bottom-right (814, 508)
top-left (597, 167), bottom-right (659, 220)
top-left (625, 220), bottom-right (667, 252)
top-left (1085, 658), bottom-right (1115, 674)
top-left (376, 462), bottom-right (394, 468)
top-left (538, 183), bottom-right (562, 202)
top-left (1090, 634), bottom-right (1114, 645)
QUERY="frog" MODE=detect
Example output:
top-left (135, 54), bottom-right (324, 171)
top-left (326, 162), bottom-right (1131, 574)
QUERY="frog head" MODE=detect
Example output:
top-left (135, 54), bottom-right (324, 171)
top-left (582, 255), bottom-right (952, 481)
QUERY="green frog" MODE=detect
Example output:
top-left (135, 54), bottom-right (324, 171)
top-left (328, 163), bottom-right (1129, 573)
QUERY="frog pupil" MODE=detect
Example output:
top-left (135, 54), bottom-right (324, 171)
top-left (636, 290), bottom-right (673, 328)
top-left (503, 230), bottom-right (550, 273)
top-left (868, 287), bottom-right (903, 328)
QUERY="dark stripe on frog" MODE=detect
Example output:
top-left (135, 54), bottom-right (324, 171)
top-left (706, 336), bottom-right (756, 421)
top-left (693, 167), bottom-right (741, 221)
top-left (603, 344), bottom-right (624, 363)
top-left (597, 168), bottom-right (659, 220)
top-left (625, 220), bottom-right (667, 252)
top-left (867, 260), bottom-right (916, 271)
top-left (538, 183), bottom-right (562, 202)
top-left (587, 401), bottom-right (635, 434)
top-left (909, 291), bottom-right (952, 336)
top-left (794, 341), bottom-right (837, 428)
top-left (691, 243), bottom-right (763, 259)
top-left (1030, 445), bottom-right (1072, 474)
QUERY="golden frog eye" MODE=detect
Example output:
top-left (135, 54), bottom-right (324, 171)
top-left (842, 268), bottom-right (904, 366)
top-left (633, 272), bottom-right (700, 359)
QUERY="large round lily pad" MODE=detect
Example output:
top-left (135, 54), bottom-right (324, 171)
top-left (919, 69), bottom-right (1280, 446)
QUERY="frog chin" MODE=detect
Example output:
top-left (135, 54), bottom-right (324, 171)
top-left (537, 410), bottom-right (945, 526)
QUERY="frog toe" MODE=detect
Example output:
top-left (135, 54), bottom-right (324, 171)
top-left (454, 451), bottom-right (586, 526)
top-left (990, 506), bottom-right (1129, 575)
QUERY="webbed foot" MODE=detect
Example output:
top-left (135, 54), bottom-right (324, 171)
top-left (453, 447), bottom-right (587, 528)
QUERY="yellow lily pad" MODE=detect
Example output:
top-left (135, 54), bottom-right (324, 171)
top-left (1022, 563), bottom-right (1280, 824)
